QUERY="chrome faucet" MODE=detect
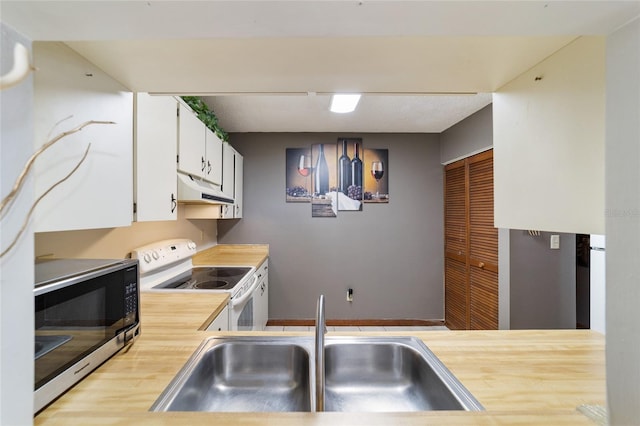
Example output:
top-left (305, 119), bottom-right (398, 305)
top-left (315, 294), bottom-right (326, 411)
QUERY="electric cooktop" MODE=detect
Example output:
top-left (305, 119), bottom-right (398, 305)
top-left (152, 266), bottom-right (252, 291)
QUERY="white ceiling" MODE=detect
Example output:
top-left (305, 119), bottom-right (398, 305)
top-left (3, 1), bottom-right (639, 133)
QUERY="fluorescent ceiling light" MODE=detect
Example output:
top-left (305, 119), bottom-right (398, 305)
top-left (330, 94), bottom-right (361, 113)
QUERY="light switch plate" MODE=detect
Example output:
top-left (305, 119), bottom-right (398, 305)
top-left (550, 234), bottom-right (560, 249)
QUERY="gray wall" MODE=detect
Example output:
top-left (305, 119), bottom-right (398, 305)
top-left (1, 22), bottom-right (35, 423)
top-left (509, 231), bottom-right (576, 329)
top-left (218, 133), bottom-right (444, 320)
top-left (605, 18), bottom-right (640, 424)
top-left (440, 104), bottom-right (493, 164)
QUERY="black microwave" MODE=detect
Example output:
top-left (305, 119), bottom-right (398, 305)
top-left (34, 258), bottom-right (140, 414)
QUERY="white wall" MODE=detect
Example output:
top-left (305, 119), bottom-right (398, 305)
top-left (0, 22), bottom-right (35, 425)
top-left (494, 36), bottom-right (605, 235)
top-left (604, 17), bottom-right (640, 425)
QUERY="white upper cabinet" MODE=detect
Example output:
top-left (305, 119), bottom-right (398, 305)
top-left (177, 101), bottom-right (206, 178)
top-left (33, 42), bottom-right (133, 232)
top-left (134, 93), bottom-right (178, 222)
top-left (234, 152), bottom-right (244, 218)
top-left (221, 143), bottom-right (243, 219)
top-left (220, 143), bottom-right (235, 219)
top-left (177, 100), bottom-right (222, 186)
top-left (205, 127), bottom-right (223, 185)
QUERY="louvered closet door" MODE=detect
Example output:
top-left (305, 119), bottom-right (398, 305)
top-left (468, 150), bottom-right (498, 330)
top-left (444, 150), bottom-right (498, 330)
top-left (444, 160), bottom-right (468, 330)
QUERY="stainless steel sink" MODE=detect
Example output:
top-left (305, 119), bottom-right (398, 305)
top-left (150, 338), bottom-right (312, 412)
top-left (324, 337), bottom-right (483, 412)
top-left (150, 336), bottom-right (483, 413)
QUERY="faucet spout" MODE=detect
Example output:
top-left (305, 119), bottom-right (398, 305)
top-left (315, 294), bottom-right (326, 412)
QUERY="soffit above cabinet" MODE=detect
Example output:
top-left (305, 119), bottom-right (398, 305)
top-left (5, 1), bottom-right (638, 133)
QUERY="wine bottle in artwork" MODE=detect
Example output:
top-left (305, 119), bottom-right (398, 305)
top-left (349, 142), bottom-right (363, 200)
top-left (338, 139), bottom-right (351, 195)
top-left (314, 144), bottom-right (329, 195)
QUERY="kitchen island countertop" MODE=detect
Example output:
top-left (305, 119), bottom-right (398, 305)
top-left (34, 244), bottom-right (606, 425)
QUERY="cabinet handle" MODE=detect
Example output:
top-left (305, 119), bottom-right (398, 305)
top-left (170, 193), bottom-right (177, 213)
top-left (201, 156), bottom-right (206, 172)
top-left (207, 160), bottom-right (212, 174)
top-left (478, 262), bottom-right (485, 269)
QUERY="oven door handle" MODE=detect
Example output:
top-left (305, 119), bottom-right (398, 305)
top-left (231, 274), bottom-right (259, 307)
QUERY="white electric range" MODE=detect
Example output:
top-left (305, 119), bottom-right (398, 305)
top-left (131, 239), bottom-right (262, 331)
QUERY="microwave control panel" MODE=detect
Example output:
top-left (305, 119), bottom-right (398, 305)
top-left (123, 265), bottom-right (139, 327)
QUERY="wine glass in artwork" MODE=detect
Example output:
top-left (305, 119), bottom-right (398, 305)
top-left (297, 154), bottom-right (312, 197)
top-left (371, 161), bottom-right (384, 199)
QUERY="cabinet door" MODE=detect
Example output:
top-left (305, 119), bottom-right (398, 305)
top-left (234, 152), bottom-right (244, 218)
top-left (254, 261), bottom-right (269, 330)
top-left (177, 102), bottom-right (205, 177)
top-left (206, 305), bottom-right (229, 332)
top-left (204, 128), bottom-right (223, 185)
top-left (33, 42), bottom-right (133, 232)
top-left (134, 93), bottom-right (178, 222)
top-left (221, 143), bottom-right (235, 200)
top-left (219, 204), bottom-right (233, 219)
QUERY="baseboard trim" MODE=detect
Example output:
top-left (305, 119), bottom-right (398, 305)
top-left (267, 319), bottom-right (445, 327)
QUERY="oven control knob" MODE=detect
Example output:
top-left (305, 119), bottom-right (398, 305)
top-left (143, 253), bottom-right (151, 263)
top-left (152, 251), bottom-right (160, 260)
top-left (187, 242), bottom-right (196, 250)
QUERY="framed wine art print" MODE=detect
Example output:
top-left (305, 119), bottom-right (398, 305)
top-left (285, 138), bottom-right (389, 217)
top-left (285, 147), bottom-right (312, 202)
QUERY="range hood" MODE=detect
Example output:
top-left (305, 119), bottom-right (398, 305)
top-left (177, 172), bottom-right (234, 205)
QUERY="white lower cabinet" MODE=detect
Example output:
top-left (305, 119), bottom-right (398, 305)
top-left (206, 304), bottom-right (229, 332)
top-left (254, 260), bottom-right (269, 331)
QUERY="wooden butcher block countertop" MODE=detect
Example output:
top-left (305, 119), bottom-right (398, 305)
top-left (34, 245), bottom-right (606, 425)
top-left (192, 243), bottom-right (269, 267)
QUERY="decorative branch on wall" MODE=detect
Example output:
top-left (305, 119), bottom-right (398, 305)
top-left (0, 118), bottom-right (114, 258)
top-left (1, 144), bottom-right (91, 259)
top-left (285, 138), bottom-right (389, 217)
top-left (1, 118), bottom-right (114, 217)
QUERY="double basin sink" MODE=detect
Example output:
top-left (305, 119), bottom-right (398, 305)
top-left (150, 336), bottom-right (484, 413)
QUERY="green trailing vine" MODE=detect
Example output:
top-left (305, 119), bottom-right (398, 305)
top-left (181, 96), bottom-right (229, 142)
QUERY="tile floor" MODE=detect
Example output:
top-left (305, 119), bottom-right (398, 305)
top-left (264, 325), bottom-right (450, 332)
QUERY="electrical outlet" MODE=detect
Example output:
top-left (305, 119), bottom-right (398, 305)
top-left (550, 234), bottom-right (560, 249)
top-left (347, 288), bottom-right (353, 302)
